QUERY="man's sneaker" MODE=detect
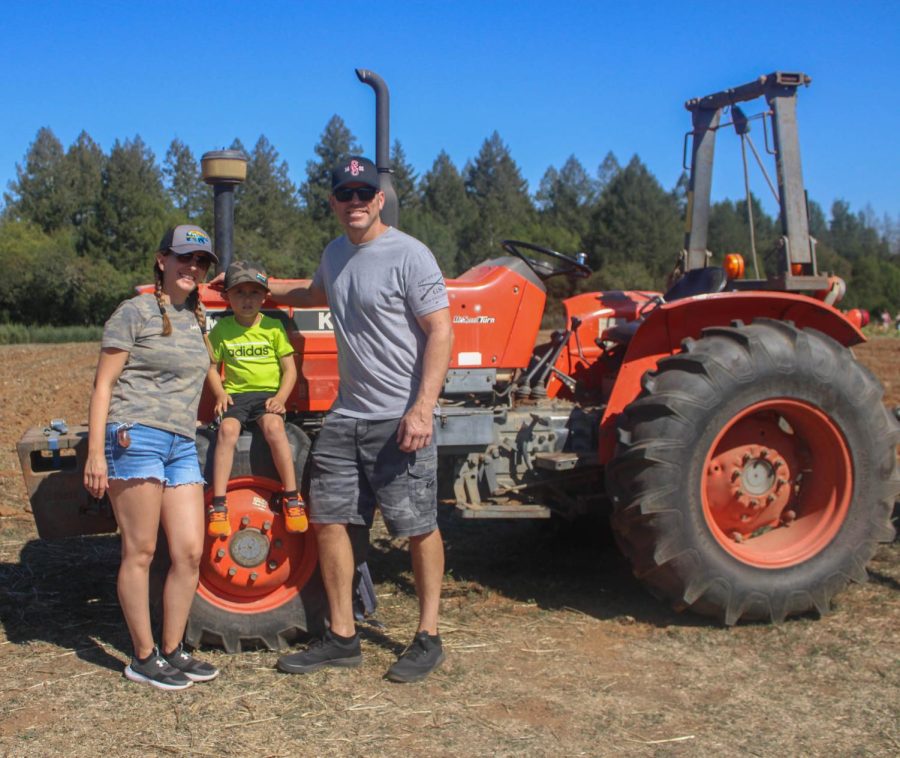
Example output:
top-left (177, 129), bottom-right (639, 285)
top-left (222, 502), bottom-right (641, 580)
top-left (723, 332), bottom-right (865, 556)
top-left (207, 503), bottom-right (231, 537)
top-left (276, 631), bottom-right (361, 674)
top-left (163, 643), bottom-right (220, 682)
top-left (385, 632), bottom-right (445, 683)
top-left (124, 647), bottom-right (192, 691)
top-left (282, 496), bottom-right (309, 533)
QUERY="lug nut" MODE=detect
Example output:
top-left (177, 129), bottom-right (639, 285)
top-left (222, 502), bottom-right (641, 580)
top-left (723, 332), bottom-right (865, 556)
top-left (241, 516), bottom-right (250, 527)
top-left (760, 448), bottom-right (769, 458)
top-left (766, 494), bottom-right (776, 504)
top-left (782, 509), bottom-right (797, 525)
top-left (249, 572), bottom-right (258, 582)
top-left (262, 520), bottom-right (272, 531)
top-left (268, 561), bottom-right (277, 570)
top-left (731, 532), bottom-right (744, 543)
top-left (216, 548), bottom-right (226, 559)
top-left (227, 567), bottom-right (237, 577)
top-left (742, 453), bottom-right (752, 464)
top-left (730, 470), bottom-right (741, 482)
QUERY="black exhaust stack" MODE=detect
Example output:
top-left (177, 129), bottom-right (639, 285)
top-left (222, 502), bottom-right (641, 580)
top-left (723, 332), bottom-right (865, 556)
top-left (355, 69), bottom-right (399, 228)
top-left (201, 149), bottom-right (248, 273)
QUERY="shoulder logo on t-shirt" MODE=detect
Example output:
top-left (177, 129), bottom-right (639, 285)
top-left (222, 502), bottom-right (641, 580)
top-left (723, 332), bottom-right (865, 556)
top-left (418, 277), bottom-right (446, 302)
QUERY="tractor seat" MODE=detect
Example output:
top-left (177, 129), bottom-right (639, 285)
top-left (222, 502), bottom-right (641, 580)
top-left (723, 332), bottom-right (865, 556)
top-left (601, 267), bottom-right (729, 347)
top-left (663, 266), bottom-right (728, 302)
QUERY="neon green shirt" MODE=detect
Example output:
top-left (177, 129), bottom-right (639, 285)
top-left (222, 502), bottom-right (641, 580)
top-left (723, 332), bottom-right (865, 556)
top-left (209, 314), bottom-right (295, 394)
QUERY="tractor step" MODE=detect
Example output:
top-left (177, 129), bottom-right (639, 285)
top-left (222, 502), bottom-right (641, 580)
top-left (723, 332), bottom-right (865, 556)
top-left (454, 501), bottom-right (551, 519)
top-left (532, 451), bottom-right (582, 471)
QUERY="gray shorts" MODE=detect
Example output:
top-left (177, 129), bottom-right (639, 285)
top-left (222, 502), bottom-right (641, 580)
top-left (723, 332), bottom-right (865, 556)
top-left (308, 413), bottom-right (438, 538)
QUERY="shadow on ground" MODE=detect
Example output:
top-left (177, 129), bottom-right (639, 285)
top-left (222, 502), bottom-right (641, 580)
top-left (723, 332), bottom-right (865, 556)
top-left (368, 506), bottom-right (712, 629)
top-left (0, 530), bottom-right (128, 670)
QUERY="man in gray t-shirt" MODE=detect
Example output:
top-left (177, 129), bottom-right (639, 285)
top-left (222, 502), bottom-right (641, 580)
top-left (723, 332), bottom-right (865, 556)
top-left (273, 156), bottom-right (453, 683)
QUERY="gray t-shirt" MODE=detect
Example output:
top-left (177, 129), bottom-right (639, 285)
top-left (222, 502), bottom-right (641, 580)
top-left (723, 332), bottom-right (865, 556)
top-left (312, 227), bottom-right (449, 419)
top-left (102, 293), bottom-right (210, 438)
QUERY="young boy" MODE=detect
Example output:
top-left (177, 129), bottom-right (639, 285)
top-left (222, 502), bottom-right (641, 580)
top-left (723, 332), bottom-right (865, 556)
top-left (207, 260), bottom-right (308, 536)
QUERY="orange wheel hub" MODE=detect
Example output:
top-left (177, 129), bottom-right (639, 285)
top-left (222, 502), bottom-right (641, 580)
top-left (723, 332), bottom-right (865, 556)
top-left (198, 476), bottom-right (317, 613)
top-left (702, 400), bottom-right (852, 568)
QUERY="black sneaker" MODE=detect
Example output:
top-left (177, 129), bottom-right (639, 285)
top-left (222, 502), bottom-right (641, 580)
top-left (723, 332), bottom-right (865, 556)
top-left (276, 631), bottom-right (362, 674)
top-left (163, 644), bottom-right (220, 682)
top-left (124, 647), bottom-right (192, 691)
top-left (385, 632), bottom-right (445, 683)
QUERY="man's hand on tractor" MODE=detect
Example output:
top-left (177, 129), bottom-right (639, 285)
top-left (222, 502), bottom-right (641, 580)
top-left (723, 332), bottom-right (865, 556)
top-left (397, 403), bottom-right (434, 452)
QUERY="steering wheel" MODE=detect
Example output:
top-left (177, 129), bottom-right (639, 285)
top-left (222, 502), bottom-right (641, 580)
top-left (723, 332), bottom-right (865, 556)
top-left (501, 240), bottom-right (592, 280)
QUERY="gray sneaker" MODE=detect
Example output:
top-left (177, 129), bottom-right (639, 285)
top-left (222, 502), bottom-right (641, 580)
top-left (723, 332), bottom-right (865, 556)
top-left (163, 644), bottom-right (220, 682)
top-left (276, 631), bottom-right (362, 674)
top-left (124, 647), bottom-right (193, 691)
top-left (385, 632), bottom-right (445, 683)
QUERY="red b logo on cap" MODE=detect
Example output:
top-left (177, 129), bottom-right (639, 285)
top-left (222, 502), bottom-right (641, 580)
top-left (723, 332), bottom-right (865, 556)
top-left (349, 159), bottom-right (361, 176)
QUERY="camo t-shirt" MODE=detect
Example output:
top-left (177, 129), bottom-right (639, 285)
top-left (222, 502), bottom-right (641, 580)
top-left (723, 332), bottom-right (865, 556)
top-left (101, 293), bottom-right (211, 438)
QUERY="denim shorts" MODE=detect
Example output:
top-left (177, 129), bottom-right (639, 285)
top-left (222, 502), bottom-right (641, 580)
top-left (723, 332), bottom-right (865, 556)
top-left (308, 413), bottom-right (438, 538)
top-left (105, 423), bottom-right (204, 487)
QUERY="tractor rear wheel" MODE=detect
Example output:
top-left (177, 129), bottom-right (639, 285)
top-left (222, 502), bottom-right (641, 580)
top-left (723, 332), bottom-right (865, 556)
top-left (186, 424), bottom-right (325, 652)
top-left (607, 319), bottom-right (899, 624)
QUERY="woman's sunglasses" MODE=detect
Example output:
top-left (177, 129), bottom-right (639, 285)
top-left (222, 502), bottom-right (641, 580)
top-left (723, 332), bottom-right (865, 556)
top-left (333, 186), bottom-right (378, 203)
top-left (170, 252), bottom-right (213, 268)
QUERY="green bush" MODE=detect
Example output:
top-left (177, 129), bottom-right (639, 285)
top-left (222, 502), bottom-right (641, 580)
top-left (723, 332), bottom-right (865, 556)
top-left (0, 323), bottom-right (103, 344)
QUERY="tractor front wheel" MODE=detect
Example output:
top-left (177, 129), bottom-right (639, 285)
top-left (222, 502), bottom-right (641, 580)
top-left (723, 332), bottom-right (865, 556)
top-left (607, 319), bottom-right (899, 624)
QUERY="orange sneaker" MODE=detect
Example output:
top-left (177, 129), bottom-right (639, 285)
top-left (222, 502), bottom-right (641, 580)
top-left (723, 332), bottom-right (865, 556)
top-left (283, 496), bottom-right (309, 533)
top-left (207, 503), bottom-right (231, 537)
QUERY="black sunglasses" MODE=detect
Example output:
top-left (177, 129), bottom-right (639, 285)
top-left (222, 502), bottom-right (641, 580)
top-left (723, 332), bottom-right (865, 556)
top-left (170, 251), bottom-right (213, 267)
top-left (333, 186), bottom-right (378, 203)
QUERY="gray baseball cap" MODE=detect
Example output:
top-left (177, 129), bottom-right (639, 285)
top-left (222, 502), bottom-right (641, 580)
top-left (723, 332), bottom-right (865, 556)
top-left (224, 260), bottom-right (270, 291)
top-left (158, 224), bottom-right (218, 263)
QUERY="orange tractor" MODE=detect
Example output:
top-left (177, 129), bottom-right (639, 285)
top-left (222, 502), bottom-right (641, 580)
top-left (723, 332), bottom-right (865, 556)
top-left (19, 71), bottom-right (899, 650)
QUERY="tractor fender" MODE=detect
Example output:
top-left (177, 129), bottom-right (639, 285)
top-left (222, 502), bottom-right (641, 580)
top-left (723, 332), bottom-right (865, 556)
top-left (598, 291), bottom-right (865, 463)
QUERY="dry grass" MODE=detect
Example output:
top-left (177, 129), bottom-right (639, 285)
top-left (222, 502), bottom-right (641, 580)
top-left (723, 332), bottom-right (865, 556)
top-left (0, 342), bottom-right (898, 757)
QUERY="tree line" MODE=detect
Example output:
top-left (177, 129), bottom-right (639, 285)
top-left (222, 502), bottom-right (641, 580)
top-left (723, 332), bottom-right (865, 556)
top-left (2, 117), bottom-right (898, 326)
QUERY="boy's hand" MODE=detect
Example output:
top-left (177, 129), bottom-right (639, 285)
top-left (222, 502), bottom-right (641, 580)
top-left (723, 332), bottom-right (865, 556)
top-left (214, 393), bottom-right (233, 418)
top-left (265, 397), bottom-right (286, 415)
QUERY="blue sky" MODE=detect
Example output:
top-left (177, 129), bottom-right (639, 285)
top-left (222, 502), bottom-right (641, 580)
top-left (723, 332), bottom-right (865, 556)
top-left (2, 1), bottom-right (898, 223)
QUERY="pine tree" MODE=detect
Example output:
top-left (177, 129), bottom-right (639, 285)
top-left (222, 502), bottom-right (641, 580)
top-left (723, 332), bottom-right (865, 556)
top-left (417, 151), bottom-right (477, 274)
top-left (4, 128), bottom-right (70, 233)
top-left (163, 139), bottom-right (208, 222)
top-left (88, 137), bottom-right (171, 270)
top-left (586, 155), bottom-right (681, 283)
top-left (462, 132), bottom-right (534, 268)
top-left (63, 131), bottom-right (105, 238)
top-left (535, 154), bottom-right (596, 242)
top-left (391, 140), bottom-right (419, 210)
top-left (300, 115), bottom-right (363, 224)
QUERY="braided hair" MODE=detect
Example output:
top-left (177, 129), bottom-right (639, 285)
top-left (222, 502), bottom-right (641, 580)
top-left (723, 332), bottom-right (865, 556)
top-left (153, 261), bottom-right (173, 336)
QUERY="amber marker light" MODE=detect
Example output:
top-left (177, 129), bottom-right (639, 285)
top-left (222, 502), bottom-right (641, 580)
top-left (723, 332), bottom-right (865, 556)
top-left (724, 253), bottom-right (745, 279)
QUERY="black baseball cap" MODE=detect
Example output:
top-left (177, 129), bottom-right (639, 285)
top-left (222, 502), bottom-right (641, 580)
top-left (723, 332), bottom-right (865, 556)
top-left (331, 156), bottom-right (380, 192)
top-left (158, 225), bottom-right (218, 263)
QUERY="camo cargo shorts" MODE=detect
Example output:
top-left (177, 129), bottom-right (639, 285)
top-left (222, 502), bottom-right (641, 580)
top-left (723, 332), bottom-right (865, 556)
top-left (308, 412), bottom-right (438, 538)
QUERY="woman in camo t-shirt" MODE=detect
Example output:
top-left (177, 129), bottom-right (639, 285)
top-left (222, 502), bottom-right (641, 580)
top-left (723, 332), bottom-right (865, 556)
top-left (84, 225), bottom-right (221, 691)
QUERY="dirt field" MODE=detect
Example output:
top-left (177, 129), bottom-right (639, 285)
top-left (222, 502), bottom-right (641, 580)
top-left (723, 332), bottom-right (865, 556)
top-left (0, 340), bottom-right (898, 757)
